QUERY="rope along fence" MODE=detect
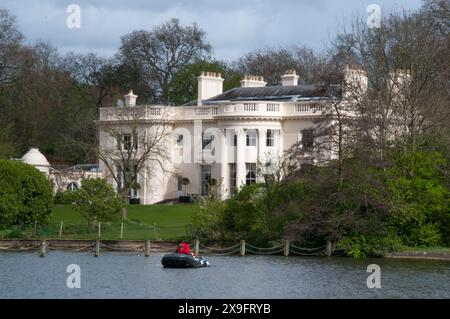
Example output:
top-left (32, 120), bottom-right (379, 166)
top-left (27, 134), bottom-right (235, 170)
top-left (189, 240), bottom-right (330, 257)
top-left (0, 238), bottom-right (332, 257)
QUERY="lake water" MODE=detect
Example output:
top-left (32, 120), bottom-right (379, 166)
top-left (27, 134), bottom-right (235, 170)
top-left (0, 251), bottom-right (448, 298)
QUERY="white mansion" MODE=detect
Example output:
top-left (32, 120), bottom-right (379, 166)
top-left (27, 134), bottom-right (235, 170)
top-left (97, 67), bottom-right (370, 204)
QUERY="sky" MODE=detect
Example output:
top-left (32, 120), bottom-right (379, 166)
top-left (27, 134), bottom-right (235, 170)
top-left (1, 0), bottom-right (423, 61)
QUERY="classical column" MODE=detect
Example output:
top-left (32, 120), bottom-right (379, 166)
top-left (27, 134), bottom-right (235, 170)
top-left (235, 128), bottom-right (246, 189)
top-left (278, 129), bottom-right (284, 158)
top-left (258, 128), bottom-right (266, 163)
top-left (220, 129), bottom-right (228, 198)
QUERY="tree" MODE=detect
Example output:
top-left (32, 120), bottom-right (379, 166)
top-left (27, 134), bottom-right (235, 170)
top-left (234, 46), bottom-right (327, 85)
top-left (118, 19), bottom-right (212, 104)
top-left (72, 178), bottom-right (123, 227)
top-left (168, 60), bottom-right (240, 105)
top-left (0, 124), bottom-right (16, 158)
top-left (97, 106), bottom-right (172, 208)
top-left (0, 8), bottom-right (24, 87)
top-left (0, 159), bottom-right (53, 226)
top-left (63, 53), bottom-right (120, 112)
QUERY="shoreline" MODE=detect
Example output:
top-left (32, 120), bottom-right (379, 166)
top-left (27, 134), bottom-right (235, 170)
top-left (1, 239), bottom-right (450, 260)
top-left (384, 252), bottom-right (450, 261)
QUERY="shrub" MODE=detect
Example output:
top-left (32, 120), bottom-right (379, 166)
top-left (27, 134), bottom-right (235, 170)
top-left (192, 196), bottom-right (225, 240)
top-left (72, 178), bottom-right (123, 227)
top-left (338, 234), bottom-right (402, 258)
top-left (220, 184), bottom-right (268, 241)
top-left (0, 159), bottom-right (53, 226)
top-left (54, 190), bottom-right (78, 204)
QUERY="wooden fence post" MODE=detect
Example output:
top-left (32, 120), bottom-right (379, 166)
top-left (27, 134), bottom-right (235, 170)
top-left (326, 240), bottom-right (332, 257)
top-left (284, 240), bottom-right (290, 256)
top-left (145, 240), bottom-right (151, 257)
top-left (39, 240), bottom-right (46, 257)
top-left (194, 238), bottom-right (199, 256)
top-left (240, 240), bottom-right (246, 256)
top-left (59, 221), bottom-right (63, 238)
top-left (94, 239), bottom-right (100, 257)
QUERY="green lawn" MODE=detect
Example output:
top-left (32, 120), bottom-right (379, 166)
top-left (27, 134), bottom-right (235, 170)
top-left (51, 204), bottom-right (197, 226)
top-left (43, 204), bottom-right (198, 240)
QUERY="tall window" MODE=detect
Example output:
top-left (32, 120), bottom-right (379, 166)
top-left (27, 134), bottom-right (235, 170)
top-left (266, 129), bottom-right (274, 147)
top-left (118, 134), bottom-right (137, 151)
top-left (232, 133), bottom-right (237, 146)
top-left (246, 130), bottom-right (256, 146)
top-left (302, 129), bottom-right (314, 149)
top-left (246, 163), bottom-right (257, 185)
top-left (229, 163), bottom-right (236, 194)
top-left (116, 164), bottom-right (139, 199)
top-left (200, 165), bottom-right (212, 195)
top-left (177, 175), bottom-right (183, 192)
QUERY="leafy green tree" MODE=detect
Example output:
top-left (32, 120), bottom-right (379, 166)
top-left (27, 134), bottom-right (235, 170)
top-left (0, 159), bottom-right (53, 226)
top-left (220, 184), bottom-right (269, 241)
top-left (72, 178), bottom-right (123, 227)
top-left (168, 60), bottom-right (241, 105)
top-left (387, 150), bottom-right (450, 246)
top-left (193, 196), bottom-right (225, 240)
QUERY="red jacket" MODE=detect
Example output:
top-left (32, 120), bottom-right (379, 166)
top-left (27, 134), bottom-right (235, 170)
top-left (177, 242), bottom-right (191, 255)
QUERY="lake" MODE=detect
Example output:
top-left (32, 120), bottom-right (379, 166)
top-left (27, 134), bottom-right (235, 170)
top-left (0, 251), bottom-right (448, 298)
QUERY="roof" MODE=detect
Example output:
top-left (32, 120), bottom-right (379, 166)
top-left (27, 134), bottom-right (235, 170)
top-left (21, 148), bottom-right (50, 167)
top-left (184, 84), bottom-right (341, 106)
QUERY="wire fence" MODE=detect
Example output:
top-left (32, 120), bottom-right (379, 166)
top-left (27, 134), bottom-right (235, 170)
top-left (0, 221), bottom-right (194, 241)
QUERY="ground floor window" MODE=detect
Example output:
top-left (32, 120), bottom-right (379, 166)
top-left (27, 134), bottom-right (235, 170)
top-left (266, 129), bottom-right (274, 147)
top-left (200, 165), bottom-right (212, 195)
top-left (177, 175), bottom-right (183, 192)
top-left (302, 129), bottom-right (314, 149)
top-left (117, 164), bottom-right (139, 199)
top-left (229, 163), bottom-right (236, 194)
top-left (246, 163), bottom-right (257, 185)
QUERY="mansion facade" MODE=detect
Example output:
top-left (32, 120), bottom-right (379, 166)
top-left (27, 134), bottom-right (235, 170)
top-left (97, 67), bottom-right (369, 204)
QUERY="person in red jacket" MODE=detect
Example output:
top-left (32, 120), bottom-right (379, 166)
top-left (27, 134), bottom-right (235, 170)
top-left (176, 242), bottom-right (192, 255)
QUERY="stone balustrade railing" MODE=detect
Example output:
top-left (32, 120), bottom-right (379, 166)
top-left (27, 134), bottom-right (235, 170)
top-left (99, 101), bottom-right (326, 122)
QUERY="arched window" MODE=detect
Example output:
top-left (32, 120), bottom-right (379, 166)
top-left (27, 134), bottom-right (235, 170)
top-left (66, 182), bottom-right (79, 191)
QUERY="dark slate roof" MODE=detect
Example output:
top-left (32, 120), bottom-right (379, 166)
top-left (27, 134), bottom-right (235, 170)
top-left (184, 84), bottom-right (341, 106)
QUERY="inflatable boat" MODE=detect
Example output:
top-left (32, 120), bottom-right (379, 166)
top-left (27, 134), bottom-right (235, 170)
top-left (161, 253), bottom-right (209, 268)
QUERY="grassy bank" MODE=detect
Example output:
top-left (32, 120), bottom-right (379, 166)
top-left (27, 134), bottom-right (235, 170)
top-left (51, 204), bottom-right (196, 226)
top-left (23, 204), bottom-right (199, 240)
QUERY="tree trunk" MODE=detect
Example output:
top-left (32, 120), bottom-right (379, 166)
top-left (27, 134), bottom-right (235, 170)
top-left (121, 207), bottom-right (127, 221)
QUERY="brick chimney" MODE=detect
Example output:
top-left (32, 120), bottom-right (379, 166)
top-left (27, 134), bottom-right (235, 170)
top-left (197, 71), bottom-right (224, 106)
top-left (280, 69), bottom-right (299, 86)
top-left (240, 75), bottom-right (267, 88)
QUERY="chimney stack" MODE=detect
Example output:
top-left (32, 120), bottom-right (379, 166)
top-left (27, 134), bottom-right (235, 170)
top-left (280, 69), bottom-right (299, 86)
top-left (197, 71), bottom-right (224, 106)
top-left (240, 75), bottom-right (267, 88)
top-left (124, 90), bottom-right (138, 107)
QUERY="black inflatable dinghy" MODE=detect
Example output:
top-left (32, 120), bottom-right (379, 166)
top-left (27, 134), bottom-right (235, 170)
top-left (161, 253), bottom-right (209, 268)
